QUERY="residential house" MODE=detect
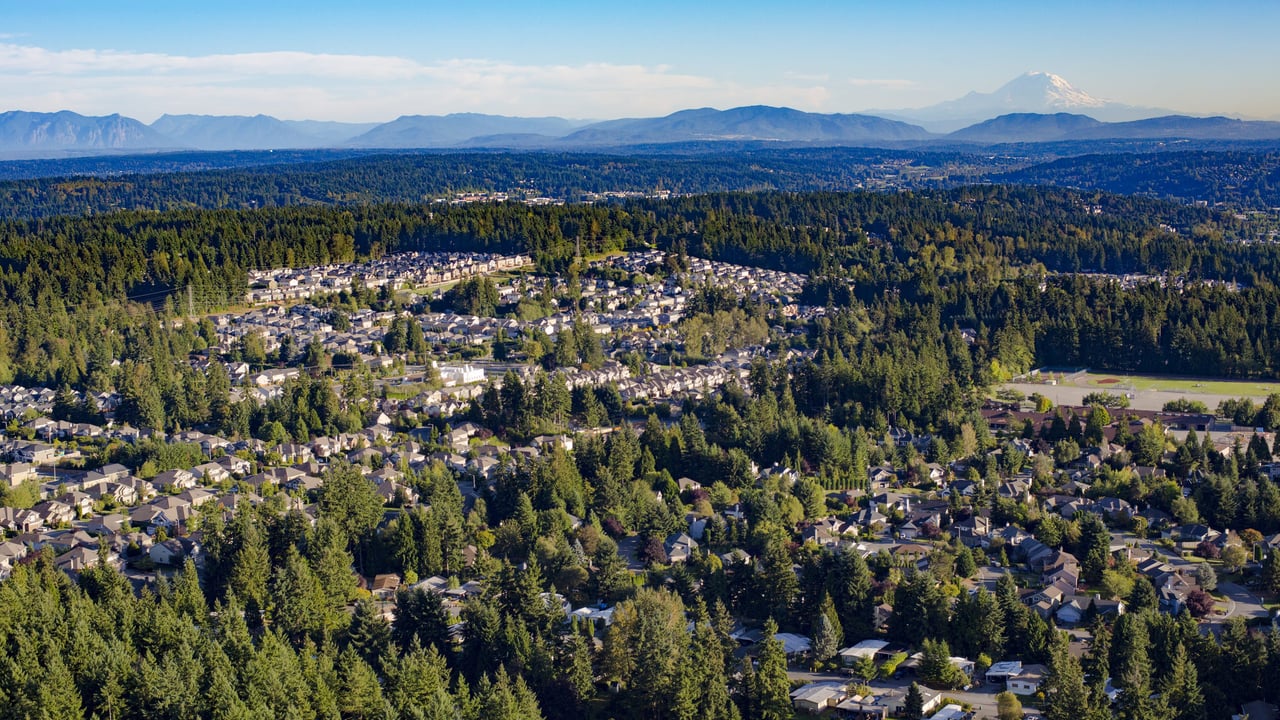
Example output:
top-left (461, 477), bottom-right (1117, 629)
top-left (192, 462), bottom-right (231, 484)
top-left (371, 574), bottom-right (401, 600)
top-left (56, 491), bottom-right (93, 518)
top-left (54, 545), bottom-right (119, 576)
top-left (985, 661), bottom-right (1023, 685)
top-left (852, 506), bottom-right (888, 530)
top-left (2, 463), bottom-right (37, 487)
top-left (32, 500), bottom-right (75, 527)
top-left (790, 681), bottom-right (849, 714)
top-left (153, 469), bottom-right (197, 491)
top-left (150, 537), bottom-right (202, 567)
top-left (0, 507), bottom-right (43, 534)
top-left (665, 532), bottom-right (699, 563)
top-left (1007, 664), bottom-right (1048, 695)
top-left (215, 455), bottom-right (252, 476)
top-left (839, 639), bottom-right (890, 666)
top-left (953, 515), bottom-right (992, 548)
top-left (772, 632), bottom-right (813, 661)
top-left (83, 514), bottom-right (127, 537)
top-left (803, 518), bottom-right (853, 548)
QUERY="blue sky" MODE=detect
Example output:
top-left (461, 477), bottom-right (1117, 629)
top-left (2, 1), bottom-right (1277, 122)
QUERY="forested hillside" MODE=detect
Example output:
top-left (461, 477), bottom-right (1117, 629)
top-left (0, 149), bottom-right (994, 219)
top-left (8, 180), bottom-right (1280, 719)
top-left (997, 151), bottom-right (1280, 208)
top-left (2, 186), bottom-right (1279, 391)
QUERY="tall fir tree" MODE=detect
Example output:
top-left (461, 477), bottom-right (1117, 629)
top-left (753, 618), bottom-right (793, 720)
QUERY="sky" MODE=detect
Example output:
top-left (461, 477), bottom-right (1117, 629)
top-left (2, 0), bottom-right (1278, 123)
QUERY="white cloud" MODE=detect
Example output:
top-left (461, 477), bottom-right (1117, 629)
top-left (847, 77), bottom-right (916, 88)
top-left (0, 43), bottom-right (834, 121)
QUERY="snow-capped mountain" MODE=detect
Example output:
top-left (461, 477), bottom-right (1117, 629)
top-left (876, 72), bottom-right (1172, 132)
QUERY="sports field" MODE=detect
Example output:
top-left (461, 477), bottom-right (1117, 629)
top-left (1075, 373), bottom-right (1280, 397)
top-left (1003, 371), bottom-right (1280, 412)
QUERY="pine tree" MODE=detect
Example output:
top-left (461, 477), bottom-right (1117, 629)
top-left (711, 598), bottom-right (739, 672)
top-left (319, 460), bottom-right (386, 554)
top-left (308, 516), bottom-right (357, 608)
top-left (299, 640), bottom-right (342, 719)
top-left (392, 586), bottom-right (451, 654)
top-left (1116, 664), bottom-right (1163, 720)
top-left (1263, 550), bottom-right (1280, 597)
top-left (1127, 576), bottom-right (1158, 613)
top-left (754, 618), bottom-right (793, 720)
top-left (345, 598), bottom-right (392, 669)
top-left (828, 548), bottom-right (874, 640)
top-left (736, 653), bottom-right (758, 720)
top-left (685, 620), bottom-right (740, 720)
top-left (475, 665), bottom-right (545, 720)
top-left (269, 546), bottom-right (330, 643)
top-left (1082, 619), bottom-right (1111, 704)
top-left (920, 637), bottom-right (965, 688)
top-left (1042, 636), bottom-right (1093, 720)
top-left (956, 545), bottom-right (977, 578)
top-left (172, 557), bottom-right (208, 624)
top-left (1112, 613), bottom-right (1152, 691)
top-left (811, 612), bottom-right (840, 668)
top-left (602, 588), bottom-right (689, 714)
top-left (1159, 642), bottom-right (1205, 720)
top-left (39, 652), bottom-right (85, 720)
top-left (386, 641), bottom-right (455, 718)
top-left (336, 649), bottom-right (385, 720)
top-left (810, 592), bottom-right (842, 666)
top-left (755, 538), bottom-right (799, 623)
top-left (560, 633), bottom-right (596, 707)
top-left (1078, 512), bottom-right (1111, 584)
top-left (950, 588), bottom-right (980, 660)
top-left (228, 512), bottom-right (271, 624)
top-left (903, 682), bottom-right (926, 720)
top-left (891, 570), bottom-right (947, 645)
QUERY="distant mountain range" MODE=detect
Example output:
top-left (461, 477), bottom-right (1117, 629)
top-left (946, 112), bottom-right (1280, 144)
top-left (150, 114), bottom-right (380, 151)
top-left (872, 71), bottom-right (1174, 132)
top-left (346, 113), bottom-right (587, 148)
top-left (2, 73), bottom-right (1279, 159)
top-left (0, 110), bottom-right (174, 156)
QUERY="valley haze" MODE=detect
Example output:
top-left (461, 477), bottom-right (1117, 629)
top-left (3, 73), bottom-right (1279, 159)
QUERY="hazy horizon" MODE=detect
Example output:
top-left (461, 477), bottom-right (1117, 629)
top-left (3, 0), bottom-right (1277, 123)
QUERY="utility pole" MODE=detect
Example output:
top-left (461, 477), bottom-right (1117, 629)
top-left (187, 286), bottom-right (195, 320)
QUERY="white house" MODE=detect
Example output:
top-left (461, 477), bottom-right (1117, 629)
top-left (839, 639), bottom-right (890, 666)
top-left (790, 681), bottom-right (849, 713)
top-left (985, 660), bottom-right (1022, 685)
top-left (437, 364), bottom-right (485, 386)
top-left (1008, 663), bottom-right (1048, 695)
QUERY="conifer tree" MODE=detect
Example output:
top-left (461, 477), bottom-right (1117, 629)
top-left (1042, 635), bottom-right (1093, 720)
top-left (1159, 641), bottom-right (1205, 720)
top-left (754, 618), bottom-right (793, 720)
top-left (810, 592), bottom-right (842, 666)
top-left (903, 682), bottom-right (925, 720)
top-left (336, 648), bottom-right (385, 720)
top-left (345, 598), bottom-right (392, 670)
top-left (269, 546), bottom-right (331, 643)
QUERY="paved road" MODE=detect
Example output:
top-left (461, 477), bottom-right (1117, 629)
top-left (1120, 533), bottom-right (1270, 624)
top-left (1217, 581), bottom-right (1269, 621)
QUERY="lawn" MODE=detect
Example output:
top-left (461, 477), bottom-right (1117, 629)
top-left (1070, 372), bottom-right (1280, 397)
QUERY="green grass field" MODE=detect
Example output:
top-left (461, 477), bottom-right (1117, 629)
top-left (1069, 372), bottom-right (1280, 397)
